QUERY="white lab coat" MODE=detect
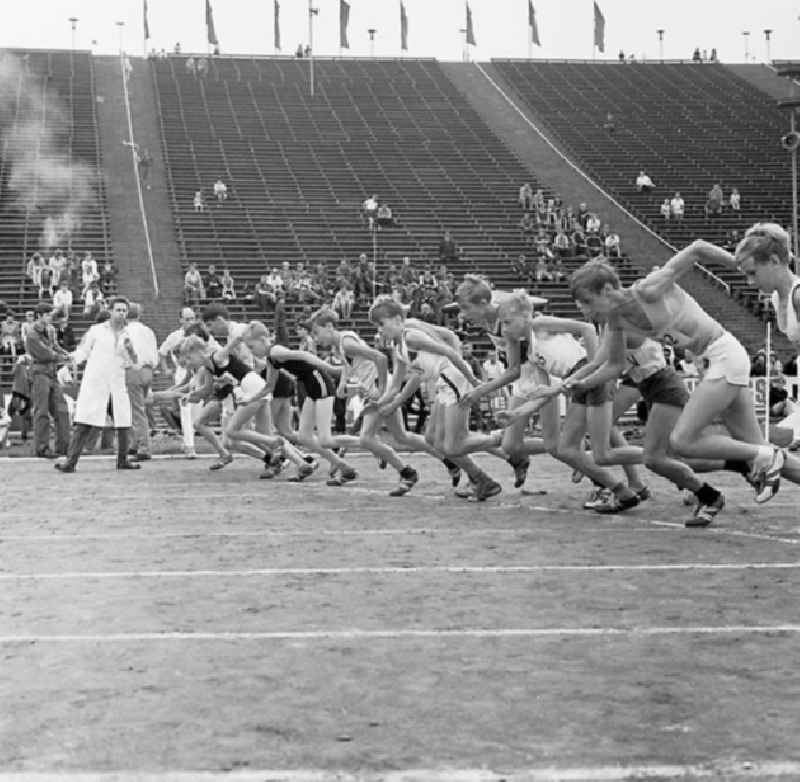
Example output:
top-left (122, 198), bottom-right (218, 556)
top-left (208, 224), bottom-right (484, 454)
top-left (72, 322), bottom-right (133, 427)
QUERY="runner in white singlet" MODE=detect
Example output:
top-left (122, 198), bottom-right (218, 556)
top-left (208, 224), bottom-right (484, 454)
top-left (570, 244), bottom-right (800, 504)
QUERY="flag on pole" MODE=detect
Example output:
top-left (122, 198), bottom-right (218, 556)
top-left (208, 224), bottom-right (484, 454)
top-left (274, 0), bottom-right (281, 51)
top-left (143, 0), bottom-right (150, 40)
top-left (340, 0), bottom-right (350, 49)
top-left (400, 1), bottom-right (408, 51)
top-left (593, 1), bottom-right (605, 52)
top-left (528, 0), bottom-right (540, 46)
top-left (465, 2), bottom-right (476, 46)
top-left (206, 0), bottom-right (219, 46)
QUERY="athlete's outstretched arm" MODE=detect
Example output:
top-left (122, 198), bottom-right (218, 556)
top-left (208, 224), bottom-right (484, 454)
top-left (268, 345), bottom-right (343, 376)
top-left (639, 240), bottom-right (734, 298)
top-left (567, 327), bottom-right (626, 391)
top-left (404, 330), bottom-right (477, 386)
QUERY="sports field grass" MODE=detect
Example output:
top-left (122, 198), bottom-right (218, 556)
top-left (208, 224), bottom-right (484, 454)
top-left (1, 453), bottom-right (799, 781)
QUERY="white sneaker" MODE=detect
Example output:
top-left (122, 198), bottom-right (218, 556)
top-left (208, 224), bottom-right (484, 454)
top-left (184, 448), bottom-right (197, 460)
top-left (749, 447), bottom-right (785, 504)
top-left (583, 487), bottom-right (612, 510)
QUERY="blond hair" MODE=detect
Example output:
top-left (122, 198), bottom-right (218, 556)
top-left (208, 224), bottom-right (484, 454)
top-left (455, 274), bottom-right (492, 307)
top-left (496, 289), bottom-right (533, 321)
top-left (244, 320), bottom-right (270, 341)
top-left (368, 296), bottom-right (406, 323)
top-left (179, 334), bottom-right (210, 358)
top-left (736, 223), bottom-right (791, 266)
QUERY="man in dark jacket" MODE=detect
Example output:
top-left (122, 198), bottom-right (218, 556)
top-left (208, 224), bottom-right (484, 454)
top-left (24, 303), bottom-right (70, 457)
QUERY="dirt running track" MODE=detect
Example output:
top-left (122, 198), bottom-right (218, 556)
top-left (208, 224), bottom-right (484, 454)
top-left (1, 453), bottom-right (799, 781)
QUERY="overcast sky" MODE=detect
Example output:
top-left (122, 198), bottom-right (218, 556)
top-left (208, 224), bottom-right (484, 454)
top-left (1, 0), bottom-right (797, 62)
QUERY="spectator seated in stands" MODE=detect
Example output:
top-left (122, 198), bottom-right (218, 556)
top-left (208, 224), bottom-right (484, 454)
top-left (512, 253), bottom-right (530, 279)
top-left (533, 256), bottom-right (552, 282)
top-left (205, 265), bottom-right (222, 300)
top-left (705, 183), bottom-right (723, 217)
top-left (38, 261), bottom-right (54, 300)
top-left (723, 229), bottom-right (741, 253)
top-left (213, 178), bottom-right (228, 204)
top-left (552, 229), bottom-right (571, 259)
top-left (482, 349), bottom-right (507, 384)
top-left (53, 310), bottom-right (76, 352)
top-left (26, 252), bottom-right (46, 292)
top-left (571, 223), bottom-right (587, 256)
top-left (333, 282), bottom-right (354, 320)
top-left (183, 262), bottom-right (205, 305)
top-left (83, 280), bottom-right (105, 316)
top-left (254, 275), bottom-right (275, 312)
top-left (400, 256), bottom-right (417, 286)
top-left (519, 182), bottom-right (534, 210)
top-left (519, 212), bottom-right (535, 245)
top-left (670, 192), bottom-right (685, 220)
top-left (362, 194), bottom-right (378, 230)
top-left (1, 313), bottom-right (21, 357)
top-left (636, 170), bottom-right (654, 194)
top-left (100, 260), bottom-right (116, 295)
top-left (185, 56), bottom-right (196, 75)
top-left (221, 268), bottom-right (236, 300)
top-left (534, 227), bottom-right (551, 259)
top-left (585, 212), bottom-right (601, 234)
top-left (53, 280), bottom-right (73, 317)
top-left (193, 190), bottom-right (205, 212)
top-left (376, 203), bottom-right (394, 229)
top-left (603, 112), bottom-right (616, 134)
top-left (585, 227), bottom-right (604, 258)
top-left (729, 187), bottom-right (741, 212)
top-left (296, 265), bottom-right (320, 304)
top-left (438, 230), bottom-right (458, 264)
top-left (692, 47), bottom-right (702, 63)
top-left (197, 57), bottom-right (209, 76)
top-left (49, 248), bottom-right (67, 288)
top-left (603, 225), bottom-right (621, 258)
top-left (660, 198), bottom-right (672, 220)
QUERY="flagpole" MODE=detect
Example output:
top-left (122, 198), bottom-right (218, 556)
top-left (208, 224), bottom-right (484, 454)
top-left (308, 0), bottom-right (315, 98)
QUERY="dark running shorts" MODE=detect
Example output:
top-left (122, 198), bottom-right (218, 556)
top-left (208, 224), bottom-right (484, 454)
top-left (635, 368), bottom-right (690, 409)
top-left (272, 369), bottom-right (296, 400)
top-left (299, 368), bottom-right (336, 401)
top-left (566, 358), bottom-right (615, 407)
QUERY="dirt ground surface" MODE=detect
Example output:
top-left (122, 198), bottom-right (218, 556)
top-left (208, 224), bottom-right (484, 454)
top-left (1, 452), bottom-right (799, 781)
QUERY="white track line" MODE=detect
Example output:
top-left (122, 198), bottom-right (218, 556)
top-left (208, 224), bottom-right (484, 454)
top-left (2, 625), bottom-right (800, 643)
top-left (3, 562), bottom-right (799, 580)
top-left (2, 763), bottom-right (800, 781)
top-left (0, 526), bottom-right (675, 542)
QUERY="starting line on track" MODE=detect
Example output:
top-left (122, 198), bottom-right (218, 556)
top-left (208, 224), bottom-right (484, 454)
top-left (2, 625), bottom-right (800, 643)
top-left (3, 762), bottom-right (800, 780)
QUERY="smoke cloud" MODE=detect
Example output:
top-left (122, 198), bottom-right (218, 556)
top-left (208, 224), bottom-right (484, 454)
top-left (0, 51), bottom-right (98, 252)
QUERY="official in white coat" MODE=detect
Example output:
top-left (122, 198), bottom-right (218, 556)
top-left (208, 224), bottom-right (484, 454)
top-left (55, 298), bottom-right (142, 473)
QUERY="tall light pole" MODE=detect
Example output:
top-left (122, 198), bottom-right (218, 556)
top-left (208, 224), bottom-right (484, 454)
top-left (115, 20), bottom-right (126, 54)
top-left (764, 29), bottom-right (773, 63)
top-left (308, 0), bottom-right (318, 98)
top-left (368, 28), bottom-right (376, 58)
top-left (68, 17), bottom-right (79, 51)
top-left (742, 30), bottom-right (750, 62)
top-left (656, 29), bottom-right (665, 61)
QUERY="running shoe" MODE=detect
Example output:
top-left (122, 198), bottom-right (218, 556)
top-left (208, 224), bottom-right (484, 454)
top-left (685, 493), bottom-right (725, 528)
top-left (389, 466), bottom-right (419, 496)
top-left (571, 467), bottom-right (585, 484)
top-left (592, 492), bottom-right (640, 514)
top-left (749, 447), bottom-right (784, 504)
top-left (508, 456), bottom-right (530, 489)
top-left (454, 481), bottom-right (476, 499)
top-left (682, 489), bottom-right (696, 506)
top-left (636, 486), bottom-right (651, 503)
top-left (184, 447), bottom-right (197, 460)
top-left (287, 462), bottom-right (316, 482)
top-left (583, 487), bottom-right (611, 510)
top-left (209, 453), bottom-right (233, 471)
top-left (378, 459), bottom-right (388, 470)
top-left (327, 467), bottom-right (358, 486)
top-left (475, 476), bottom-right (502, 501)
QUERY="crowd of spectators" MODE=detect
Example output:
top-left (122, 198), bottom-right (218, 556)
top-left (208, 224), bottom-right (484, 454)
top-left (513, 184), bottom-right (622, 283)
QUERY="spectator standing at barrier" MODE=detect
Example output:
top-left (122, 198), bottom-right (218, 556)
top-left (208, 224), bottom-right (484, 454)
top-left (27, 252), bottom-right (45, 292)
top-left (730, 188), bottom-right (741, 212)
top-left (125, 302), bottom-right (158, 461)
top-left (636, 170), bottom-right (654, 194)
top-left (53, 281), bottom-right (73, 318)
top-left (184, 263), bottom-right (204, 305)
top-left (519, 183), bottom-right (534, 210)
top-left (55, 297), bottom-right (141, 473)
top-left (705, 184), bottom-right (723, 217)
top-left (438, 230), bottom-right (458, 264)
top-left (213, 178), bottom-right (228, 204)
top-left (193, 190), bottom-right (205, 212)
top-left (362, 194), bottom-right (378, 229)
top-left (205, 265), bottom-right (222, 300)
top-left (25, 302), bottom-right (70, 458)
top-left (670, 192), bottom-right (685, 220)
